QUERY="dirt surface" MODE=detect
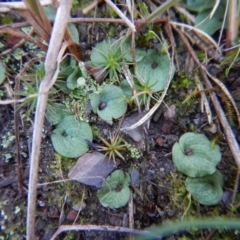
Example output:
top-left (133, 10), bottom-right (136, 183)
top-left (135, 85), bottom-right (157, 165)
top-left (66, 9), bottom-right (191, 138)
top-left (1, 1), bottom-right (240, 240)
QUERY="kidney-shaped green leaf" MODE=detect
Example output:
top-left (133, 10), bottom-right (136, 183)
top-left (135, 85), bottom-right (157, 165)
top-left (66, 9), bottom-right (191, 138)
top-left (90, 84), bottom-right (127, 121)
top-left (51, 115), bottom-right (92, 158)
top-left (97, 170), bottom-right (131, 209)
top-left (186, 171), bottom-right (224, 206)
top-left (172, 132), bottom-right (221, 177)
top-left (136, 50), bottom-right (172, 92)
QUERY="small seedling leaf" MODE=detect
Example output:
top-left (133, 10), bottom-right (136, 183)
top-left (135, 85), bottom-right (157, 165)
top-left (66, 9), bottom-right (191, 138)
top-left (90, 85), bottom-right (127, 121)
top-left (186, 171), bottom-right (224, 206)
top-left (97, 170), bottom-right (131, 209)
top-left (172, 132), bottom-right (221, 177)
top-left (136, 50), bottom-right (171, 92)
top-left (51, 115), bottom-right (92, 158)
top-left (0, 61), bottom-right (6, 85)
top-left (68, 23), bottom-right (79, 44)
top-left (67, 66), bottom-right (82, 90)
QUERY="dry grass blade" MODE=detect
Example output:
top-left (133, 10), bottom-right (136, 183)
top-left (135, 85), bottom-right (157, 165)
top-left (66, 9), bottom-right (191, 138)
top-left (26, 1), bottom-right (73, 239)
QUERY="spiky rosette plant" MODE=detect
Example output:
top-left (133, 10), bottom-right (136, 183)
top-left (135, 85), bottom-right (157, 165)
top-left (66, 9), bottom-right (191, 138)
top-left (98, 134), bottom-right (126, 164)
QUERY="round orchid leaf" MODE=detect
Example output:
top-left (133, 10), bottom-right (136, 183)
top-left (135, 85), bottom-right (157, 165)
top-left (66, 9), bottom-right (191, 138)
top-left (90, 84), bottom-right (127, 121)
top-left (186, 171), bottom-right (224, 206)
top-left (136, 50), bottom-right (171, 92)
top-left (97, 170), bottom-right (131, 209)
top-left (51, 115), bottom-right (92, 158)
top-left (172, 132), bottom-right (221, 177)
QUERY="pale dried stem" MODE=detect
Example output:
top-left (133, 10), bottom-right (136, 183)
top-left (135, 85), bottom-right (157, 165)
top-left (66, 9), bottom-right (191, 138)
top-left (218, 0), bottom-right (229, 46)
top-left (105, 0), bottom-right (136, 32)
top-left (226, 0), bottom-right (238, 49)
top-left (26, 1), bottom-right (72, 239)
top-left (0, 0), bottom-right (51, 12)
top-left (194, 74), bottom-right (212, 125)
top-left (0, 94), bottom-right (39, 105)
top-left (50, 224), bottom-right (149, 240)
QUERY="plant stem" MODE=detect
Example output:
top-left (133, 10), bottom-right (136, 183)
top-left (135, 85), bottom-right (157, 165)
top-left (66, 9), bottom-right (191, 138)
top-left (26, 1), bottom-right (72, 239)
top-left (50, 224), bottom-right (149, 240)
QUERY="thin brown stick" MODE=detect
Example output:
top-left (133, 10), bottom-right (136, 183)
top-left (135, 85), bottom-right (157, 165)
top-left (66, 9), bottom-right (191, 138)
top-left (50, 224), bottom-right (149, 240)
top-left (173, 25), bottom-right (240, 169)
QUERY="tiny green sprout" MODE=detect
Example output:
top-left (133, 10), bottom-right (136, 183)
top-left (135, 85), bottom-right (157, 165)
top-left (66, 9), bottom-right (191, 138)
top-left (98, 134), bottom-right (126, 164)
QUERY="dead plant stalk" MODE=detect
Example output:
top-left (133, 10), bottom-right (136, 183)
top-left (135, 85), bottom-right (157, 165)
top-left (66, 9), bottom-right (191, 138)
top-left (26, 0), bottom-right (73, 239)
